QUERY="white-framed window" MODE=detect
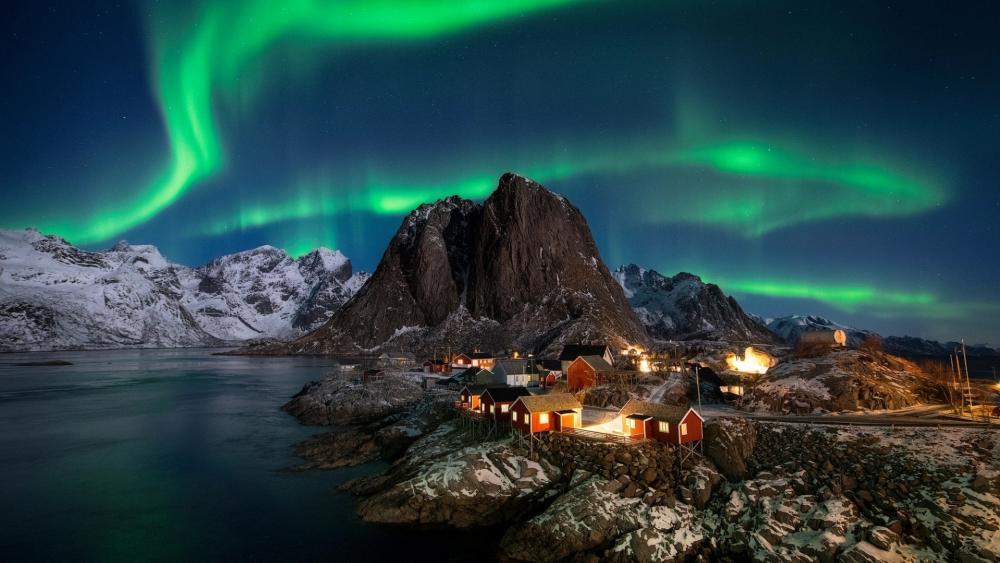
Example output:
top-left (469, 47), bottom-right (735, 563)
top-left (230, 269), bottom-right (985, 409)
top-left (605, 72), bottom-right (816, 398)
top-left (501, 404), bottom-right (509, 413)
top-left (658, 421), bottom-right (669, 433)
top-left (681, 423), bottom-right (688, 436)
top-left (539, 413), bottom-right (549, 425)
top-left (512, 411), bottom-right (518, 422)
top-left (626, 418), bottom-right (635, 430)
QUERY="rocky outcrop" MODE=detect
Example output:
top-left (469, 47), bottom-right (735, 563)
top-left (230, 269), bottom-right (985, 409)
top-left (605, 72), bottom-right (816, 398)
top-left (282, 374), bottom-right (424, 426)
top-left (704, 417), bottom-right (757, 481)
top-left (614, 265), bottom-right (779, 344)
top-left (766, 315), bottom-right (873, 347)
top-left (292, 393), bottom-right (456, 469)
top-left (355, 423), bottom-right (560, 528)
top-left (271, 173), bottom-right (647, 356)
top-left (743, 348), bottom-right (935, 413)
top-left (501, 474), bottom-right (702, 563)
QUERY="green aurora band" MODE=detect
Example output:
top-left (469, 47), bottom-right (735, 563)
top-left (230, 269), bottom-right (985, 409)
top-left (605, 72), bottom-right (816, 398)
top-left (18, 0), bottom-right (955, 323)
top-left (203, 137), bottom-right (946, 238)
top-left (37, 0), bottom-right (586, 244)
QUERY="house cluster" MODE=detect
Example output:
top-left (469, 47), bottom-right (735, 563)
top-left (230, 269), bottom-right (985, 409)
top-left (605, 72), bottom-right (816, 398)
top-left (423, 344), bottom-right (624, 391)
top-left (455, 384), bottom-right (703, 447)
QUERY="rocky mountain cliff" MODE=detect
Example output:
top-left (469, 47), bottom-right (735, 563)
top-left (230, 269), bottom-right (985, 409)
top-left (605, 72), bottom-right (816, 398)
top-left (0, 229), bottom-right (367, 351)
top-left (613, 264), bottom-right (779, 344)
top-left (277, 173), bottom-right (647, 356)
top-left (765, 314), bottom-right (873, 347)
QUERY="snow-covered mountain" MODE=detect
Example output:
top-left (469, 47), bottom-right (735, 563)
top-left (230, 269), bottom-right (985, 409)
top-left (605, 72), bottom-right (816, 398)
top-left (764, 315), bottom-right (873, 347)
top-left (0, 229), bottom-right (368, 351)
top-left (613, 264), bottom-right (779, 344)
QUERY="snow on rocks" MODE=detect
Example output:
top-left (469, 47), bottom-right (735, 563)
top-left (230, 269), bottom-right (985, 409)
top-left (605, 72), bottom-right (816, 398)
top-left (0, 228), bottom-right (367, 351)
top-left (356, 424), bottom-right (560, 528)
top-left (501, 473), bottom-right (701, 563)
top-left (282, 373), bottom-right (424, 425)
top-left (743, 348), bottom-right (933, 413)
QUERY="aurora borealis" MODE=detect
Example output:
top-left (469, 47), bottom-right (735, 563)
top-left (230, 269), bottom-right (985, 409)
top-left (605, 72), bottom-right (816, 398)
top-left (3, 1), bottom-right (998, 343)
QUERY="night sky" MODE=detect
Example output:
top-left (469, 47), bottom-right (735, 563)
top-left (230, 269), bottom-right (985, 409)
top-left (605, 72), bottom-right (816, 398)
top-left (3, 1), bottom-right (999, 344)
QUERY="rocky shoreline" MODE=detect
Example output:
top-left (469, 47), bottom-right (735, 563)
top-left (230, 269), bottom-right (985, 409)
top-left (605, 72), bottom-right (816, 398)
top-left (284, 375), bottom-right (1000, 562)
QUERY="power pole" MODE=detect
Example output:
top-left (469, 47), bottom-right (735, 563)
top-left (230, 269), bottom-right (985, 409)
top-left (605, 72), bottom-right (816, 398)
top-left (962, 340), bottom-right (974, 417)
top-left (695, 366), bottom-right (702, 411)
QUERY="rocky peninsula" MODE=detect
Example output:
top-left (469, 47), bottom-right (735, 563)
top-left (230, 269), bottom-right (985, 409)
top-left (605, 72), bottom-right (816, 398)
top-left (284, 372), bottom-right (1000, 562)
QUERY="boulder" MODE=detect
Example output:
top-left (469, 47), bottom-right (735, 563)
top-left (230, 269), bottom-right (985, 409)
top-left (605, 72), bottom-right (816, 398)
top-left (703, 417), bottom-right (757, 481)
top-left (357, 425), bottom-right (559, 528)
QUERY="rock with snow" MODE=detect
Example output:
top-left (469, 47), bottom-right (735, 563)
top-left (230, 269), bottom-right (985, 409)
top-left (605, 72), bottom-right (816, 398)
top-left (270, 173), bottom-right (647, 356)
top-left (704, 417), bottom-right (757, 481)
top-left (766, 315), bottom-right (873, 347)
top-left (501, 474), bottom-right (701, 563)
top-left (614, 264), bottom-right (779, 344)
top-left (0, 228), bottom-right (367, 351)
top-left (743, 348), bottom-right (934, 413)
top-left (356, 424), bottom-right (560, 528)
top-left (282, 373), bottom-right (425, 426)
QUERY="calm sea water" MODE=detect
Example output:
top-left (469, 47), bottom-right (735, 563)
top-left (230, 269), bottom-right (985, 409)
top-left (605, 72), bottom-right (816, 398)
top-left (0, 349), bottom-right (479, 563)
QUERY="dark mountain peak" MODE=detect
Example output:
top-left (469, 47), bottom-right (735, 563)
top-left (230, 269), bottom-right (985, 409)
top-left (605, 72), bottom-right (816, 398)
top-left (285, 174), bottom-right (647, 355)
top-left (615, 264), bottom-right (779, 344)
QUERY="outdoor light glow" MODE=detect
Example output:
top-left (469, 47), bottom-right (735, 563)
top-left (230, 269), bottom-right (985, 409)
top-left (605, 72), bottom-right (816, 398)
top-left (725, 346), bottom-right (776, 375)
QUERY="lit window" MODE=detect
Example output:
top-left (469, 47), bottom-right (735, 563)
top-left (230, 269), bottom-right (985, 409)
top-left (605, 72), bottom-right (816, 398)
top-left (512, 412), bottom-right (518, 422)
top-left (539, 413), bottom-right (549, 425)
top-left (489, 405), bottom-right (495, 413)
top-left (681, 423), bottom-right (688, 436)
top-left (658, 421), bottom-right (669, 433)
top-left (501, 404), bottom-right (509, 413)
top-left (626, 418), bottom-right (635, 430)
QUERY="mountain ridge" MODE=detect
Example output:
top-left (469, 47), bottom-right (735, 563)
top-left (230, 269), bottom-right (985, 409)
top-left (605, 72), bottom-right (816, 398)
top-left (0, 228), bottom-right (368, 351)
top-left (266, 173), bottom-right (648, 356)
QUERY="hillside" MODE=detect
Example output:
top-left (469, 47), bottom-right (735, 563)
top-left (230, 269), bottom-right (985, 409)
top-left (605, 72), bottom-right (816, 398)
top-left (262, 173), bottom-right (648, 356)
top-left (0, 229), bottom-right (367, 351)
top-left (614, 265), bottom-right (779, 344)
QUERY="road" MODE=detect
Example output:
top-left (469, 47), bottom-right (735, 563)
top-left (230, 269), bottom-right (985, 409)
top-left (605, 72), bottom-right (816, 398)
top-left (697, 403), bottom-right (998, 428)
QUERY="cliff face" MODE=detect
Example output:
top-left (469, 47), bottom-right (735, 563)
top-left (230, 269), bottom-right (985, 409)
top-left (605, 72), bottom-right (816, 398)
top-left (283, 173), bottom-right (647, 355)
top-left (0, 229), bottom-right (367, 351)
top-left (613, 265), bottom-right (780, 344)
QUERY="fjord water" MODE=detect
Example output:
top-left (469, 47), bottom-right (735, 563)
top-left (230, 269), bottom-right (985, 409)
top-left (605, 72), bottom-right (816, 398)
top-left (0, 349), bottom-right (449, 562)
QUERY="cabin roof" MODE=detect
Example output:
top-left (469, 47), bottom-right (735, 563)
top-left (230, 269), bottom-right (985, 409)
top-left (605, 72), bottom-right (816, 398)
top-left (574, 355), bottom-right (614, 372)
top-left (537, 359), bottom-right (562, 371)
top-left (459, 383), bottom-right (491, 396)
top-left (469, 352), bottom-right (494, 359)
top-left (513, 393), bottom-right (581, 413)
top-left (559, 344), bottom-right (611, 362)
top-left (483, 386), bottom-right (531, 403)
top-left (494, 359), bottom-right (532, 375)
top-left (619, 399), bottom-right (697, 423)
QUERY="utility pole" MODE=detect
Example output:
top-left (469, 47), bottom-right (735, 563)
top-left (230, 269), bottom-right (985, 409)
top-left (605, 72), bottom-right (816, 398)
top-left (962, 340), bottom-right (974, 417)
top-left (695, 366), bottom-right (702, 411)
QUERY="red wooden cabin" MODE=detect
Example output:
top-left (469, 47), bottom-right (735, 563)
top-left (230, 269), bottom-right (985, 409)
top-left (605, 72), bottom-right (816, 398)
top-left (509, 393), bottom-right (582, 434)
top-left (458, 384), bottom-right (489, 411)
top-left (480, 386), bottom-right (531, 421)
top-left (423, 359), bottom-right (450, 373)
top-left (451, 353), bottom-right (472, 368)
top-left (470, 352), bottom-right (496, 370)
top-left (617, 399), bottom-right (704, 445)
top-left (566, 355), bottom-right (613, 390)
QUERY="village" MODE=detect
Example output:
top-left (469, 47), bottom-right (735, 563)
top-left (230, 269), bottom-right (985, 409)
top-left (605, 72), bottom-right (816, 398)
top-left (347, 330), bottom-right (1000, 457)
top-left (334, 343), bottom-right (711, 461)
top-left (283, 333), bottom-right (1000, 562)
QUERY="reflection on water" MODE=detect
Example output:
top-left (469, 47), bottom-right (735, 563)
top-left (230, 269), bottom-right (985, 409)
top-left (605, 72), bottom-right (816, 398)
top-left (0, 348), bottom-right (471, 562)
